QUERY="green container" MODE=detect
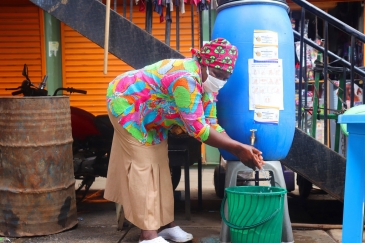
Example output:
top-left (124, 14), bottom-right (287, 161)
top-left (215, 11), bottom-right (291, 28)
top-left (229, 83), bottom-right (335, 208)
top-left (221, 186), bottom-right (287, 243)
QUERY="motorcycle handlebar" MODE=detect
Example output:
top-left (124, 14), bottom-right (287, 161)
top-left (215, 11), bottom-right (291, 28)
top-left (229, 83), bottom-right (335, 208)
top-left (53, 87), bottom-right (87, 96)
top-left (12, 90), bottom-right (23, 96)
top-left (71, 88), bottom-right (87, 94)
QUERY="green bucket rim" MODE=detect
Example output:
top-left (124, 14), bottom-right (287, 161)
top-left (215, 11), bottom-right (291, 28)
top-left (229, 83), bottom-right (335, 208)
top-left (225, 185), bottom-right (287, 196)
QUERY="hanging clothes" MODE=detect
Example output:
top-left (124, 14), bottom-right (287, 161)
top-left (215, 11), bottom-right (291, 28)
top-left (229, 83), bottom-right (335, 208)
top-left (165, 2), bottom-right (172, 23)
top-left (179, 0), bottom-right (185, 14)
top-left (211, 0), bottom-right (218, 10)
top-left (137, 0), bottom-right (210, 23)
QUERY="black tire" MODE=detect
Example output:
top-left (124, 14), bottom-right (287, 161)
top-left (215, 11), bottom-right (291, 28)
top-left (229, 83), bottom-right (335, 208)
top-left (297, 175), bottom-right (313, 199)
top-left (170, 166), bottom-right (182, 191)
top-left (214, 165), bottom-right (226, 199)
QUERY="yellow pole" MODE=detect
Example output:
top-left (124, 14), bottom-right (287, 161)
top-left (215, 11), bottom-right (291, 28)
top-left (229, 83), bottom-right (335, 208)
top-left (201, 144), bottom-right (206, 163)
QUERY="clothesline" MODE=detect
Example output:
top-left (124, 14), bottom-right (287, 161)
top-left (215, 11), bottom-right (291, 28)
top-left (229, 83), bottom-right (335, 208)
top-left (136, 0), bottom-right (217, 23)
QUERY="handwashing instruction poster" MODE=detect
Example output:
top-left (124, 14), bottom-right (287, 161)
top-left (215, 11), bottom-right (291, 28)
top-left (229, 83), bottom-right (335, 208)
top-left (249, 30), bottom-right (283, 124)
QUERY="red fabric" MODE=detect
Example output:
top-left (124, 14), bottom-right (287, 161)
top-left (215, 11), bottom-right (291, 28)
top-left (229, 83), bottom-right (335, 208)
top-left (139, 0), bottom-right (146, 12)
top-left (160, 6), bottom-right (164, 23)
top-left (191, 38), bottom-right (238, 74)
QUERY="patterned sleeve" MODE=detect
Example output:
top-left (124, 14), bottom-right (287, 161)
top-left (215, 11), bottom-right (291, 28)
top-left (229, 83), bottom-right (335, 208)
top-left (202, 92), bottom-right (225, 133)
top-left (168, 74), bottom-right (211, 142)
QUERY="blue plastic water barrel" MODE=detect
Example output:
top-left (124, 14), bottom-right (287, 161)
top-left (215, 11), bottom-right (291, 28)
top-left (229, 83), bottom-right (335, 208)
top-left (213, 0), bottom-right (295, 161)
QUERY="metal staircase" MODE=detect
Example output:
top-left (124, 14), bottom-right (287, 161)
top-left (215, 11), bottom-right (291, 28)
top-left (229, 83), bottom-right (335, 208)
top-left (30, 0), bottom-right (184, 69)
top-left (31, 0), bottom-right (365, 202)
top-left (281, 0), bottom-right (365, 202)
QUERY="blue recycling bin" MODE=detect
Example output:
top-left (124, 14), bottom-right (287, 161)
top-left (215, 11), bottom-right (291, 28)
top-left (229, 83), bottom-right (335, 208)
top-left (338, 114), bottom-right (365, 243)
top-left (212, 0), bottom-right (295, 161)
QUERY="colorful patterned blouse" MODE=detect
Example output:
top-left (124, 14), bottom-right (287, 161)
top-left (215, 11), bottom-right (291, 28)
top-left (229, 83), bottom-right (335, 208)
top-left (106, 58), bottom-right (224, 145)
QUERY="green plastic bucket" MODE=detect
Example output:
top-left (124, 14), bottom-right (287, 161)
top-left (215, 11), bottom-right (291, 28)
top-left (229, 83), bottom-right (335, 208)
top-left (221, 186), bottom-right (287, 243)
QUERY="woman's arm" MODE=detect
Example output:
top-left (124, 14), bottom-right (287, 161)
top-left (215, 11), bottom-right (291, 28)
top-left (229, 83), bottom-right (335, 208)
top-left (204, 128), bottom-right (265, 170)
top-left (168, 71), bottom-right (263, 170)
top-left (201, 93), bottom-right (263, 170)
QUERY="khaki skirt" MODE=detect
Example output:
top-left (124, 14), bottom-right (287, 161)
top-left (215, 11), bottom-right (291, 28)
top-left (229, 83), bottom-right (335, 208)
top-left (104, 111), bottom-right (174, 230)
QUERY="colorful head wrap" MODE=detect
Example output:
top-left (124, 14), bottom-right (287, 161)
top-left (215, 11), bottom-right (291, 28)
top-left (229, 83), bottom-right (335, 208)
top-left (191, 38), bottom-right (238, 74)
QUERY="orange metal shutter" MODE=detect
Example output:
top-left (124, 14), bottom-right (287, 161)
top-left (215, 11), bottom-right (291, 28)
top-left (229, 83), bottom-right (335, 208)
top-left (62, 4), bottom-right (200, 116)
top-left (0, 1), bottom-right (45, 96)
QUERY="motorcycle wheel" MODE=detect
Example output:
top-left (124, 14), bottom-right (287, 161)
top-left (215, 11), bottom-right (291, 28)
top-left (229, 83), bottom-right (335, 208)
top-left (170, 166), bottom-right (181, 191)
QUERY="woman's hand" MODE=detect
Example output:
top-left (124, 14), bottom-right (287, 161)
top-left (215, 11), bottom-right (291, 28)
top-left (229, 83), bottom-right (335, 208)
top-left (204, 128), bottom-right (265, 170)
top-left (234, 143), bottom-right (265, 170)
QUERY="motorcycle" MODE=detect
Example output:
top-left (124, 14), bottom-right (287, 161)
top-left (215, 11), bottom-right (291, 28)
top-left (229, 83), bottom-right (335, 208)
top-left (6, 64), bottom-right (182, 202)
top-left (6, 64), bottom-right (113, 202)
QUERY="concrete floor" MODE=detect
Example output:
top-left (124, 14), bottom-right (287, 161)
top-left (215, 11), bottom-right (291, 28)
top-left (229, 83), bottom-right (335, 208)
top-left (3, 165), bottom-right (363, 243)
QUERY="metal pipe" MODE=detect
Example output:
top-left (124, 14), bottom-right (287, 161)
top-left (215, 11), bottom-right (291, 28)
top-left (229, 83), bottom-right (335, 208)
top-left (350, 36), bottom-right (355, 108)
top-left (363, 76), bottom-right (365, 104)
top-left (176, 5), bottom-right (180, 51)
top-left (130, 0), bottom-right (133, 21)
top-left (342, 67), bottom-right (347, 108)
top-left (123, 0), bottom-right (127, 17)
top-left (297, 8), bottom-right (305, 129)
top-left (255, 171), bottom-right (259, 186)
top-left (323, 21), bottom-right (328, 145)
top-left (250, 129), bottom-right (257, 146)
top-left (198, 156), bottom-right (202, 211)
top-left (304, 42), bottom-right (308, 132)
top-left (145, 0), bottom-right (152, 33)
top-left (104, 0), bottom-right (111, 74)
top-left (165, 4), bottom-right (171, 45)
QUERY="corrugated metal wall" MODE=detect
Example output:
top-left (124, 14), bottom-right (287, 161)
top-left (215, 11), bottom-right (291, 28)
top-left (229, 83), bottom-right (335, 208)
top-left (0, 1), bottom-right (45, 96)
top-left (0, 0), bottom-right (200, 115)
top-left (62, 4), bottom-right (200, 116)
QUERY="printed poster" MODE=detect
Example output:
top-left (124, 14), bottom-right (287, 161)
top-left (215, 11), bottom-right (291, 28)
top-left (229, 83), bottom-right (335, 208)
top-left (253, 30), bottom-right (278, 46)
top-left (254, 108), bottom-right (279, 124)
top-left (253, 46), bottom-right (278, 61)
top-left (248, 59), bottom-right (284, 111)
top-left (253, 30), bottom-right (278, 61)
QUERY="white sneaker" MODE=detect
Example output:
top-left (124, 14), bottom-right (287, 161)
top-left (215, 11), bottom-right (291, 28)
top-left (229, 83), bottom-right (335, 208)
top-left (158, 226), bottom-right (193, 242)
top-left (139, 236), bottom-right (170, 243)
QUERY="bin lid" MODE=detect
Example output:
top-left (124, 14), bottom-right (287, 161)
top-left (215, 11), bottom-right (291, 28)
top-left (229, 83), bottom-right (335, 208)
top-left (338, 104), bottom-right (365, 136)
top-left (339, 114), bottom-right (365, 123)
top-left (217, 0), bottom-right (288, 8)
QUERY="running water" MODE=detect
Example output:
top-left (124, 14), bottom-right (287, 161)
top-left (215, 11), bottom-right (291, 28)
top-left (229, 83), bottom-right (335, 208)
top-left (255, 167), bottom-right (271, 187)
top-left (261, 167), bottom-right (271, 187)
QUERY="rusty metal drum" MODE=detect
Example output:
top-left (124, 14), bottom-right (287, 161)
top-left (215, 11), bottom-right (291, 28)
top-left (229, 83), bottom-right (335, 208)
top-left (0, 96), bottom-right (78, 237)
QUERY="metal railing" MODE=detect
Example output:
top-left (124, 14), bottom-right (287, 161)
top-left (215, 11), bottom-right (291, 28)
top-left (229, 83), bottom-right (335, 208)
top-left (107, 0), bottom-right (365, 147)
top-left (292, 0), bottom-right (365, 147)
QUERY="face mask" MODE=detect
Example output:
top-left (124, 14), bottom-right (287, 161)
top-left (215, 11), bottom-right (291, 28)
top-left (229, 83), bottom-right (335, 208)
top-left (203, 68), bottom-right (227, 93)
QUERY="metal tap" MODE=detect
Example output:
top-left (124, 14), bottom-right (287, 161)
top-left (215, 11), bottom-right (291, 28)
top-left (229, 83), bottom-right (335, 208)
top-left (250, 129), bottom-right (257, 146)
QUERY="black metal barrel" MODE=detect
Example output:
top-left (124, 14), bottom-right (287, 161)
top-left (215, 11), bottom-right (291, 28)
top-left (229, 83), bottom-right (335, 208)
top-left (0, 97), bottom-right (78, 237)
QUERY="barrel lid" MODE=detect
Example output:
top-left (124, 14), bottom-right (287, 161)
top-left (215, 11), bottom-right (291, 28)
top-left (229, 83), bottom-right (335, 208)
top-left (217, 0), bottom-right (289, 12)
top-left (338, 104), bottom-right (365, 136)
